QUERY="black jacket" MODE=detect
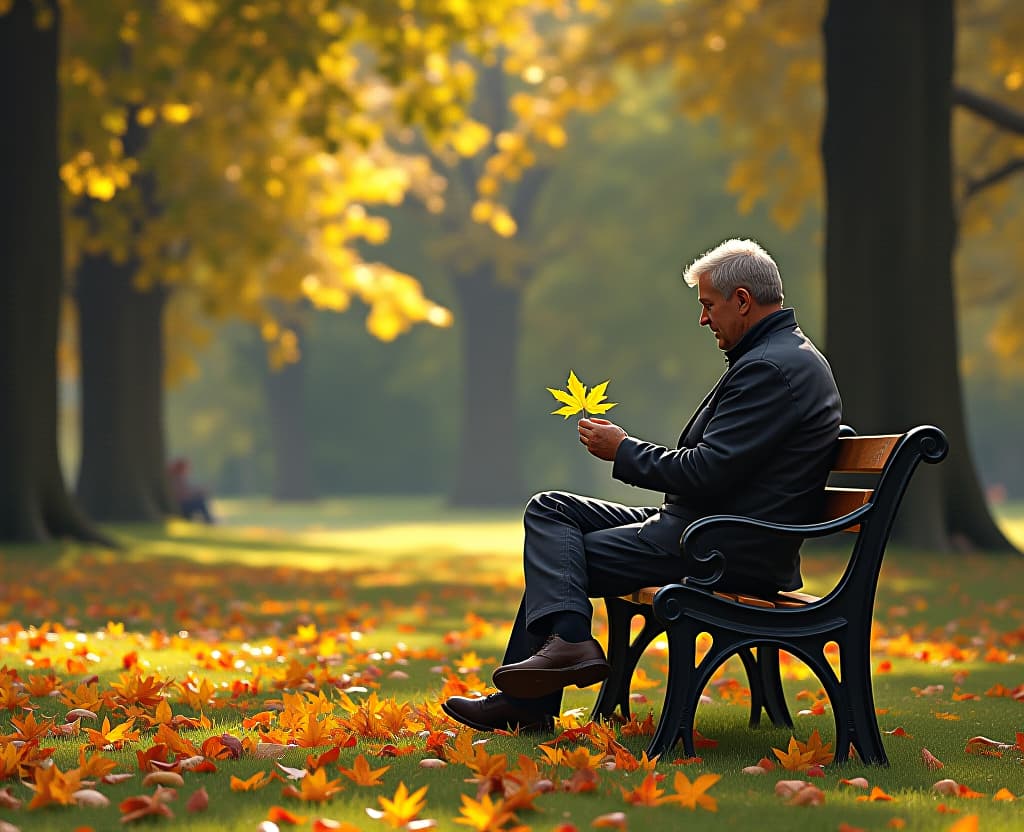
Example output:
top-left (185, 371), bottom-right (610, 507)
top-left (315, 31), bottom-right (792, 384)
top-left (612, 308), bottom-right (842, 591)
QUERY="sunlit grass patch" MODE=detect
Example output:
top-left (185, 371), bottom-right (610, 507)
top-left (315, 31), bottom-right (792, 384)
top-left (0, 496), bottom-right (1022, 831)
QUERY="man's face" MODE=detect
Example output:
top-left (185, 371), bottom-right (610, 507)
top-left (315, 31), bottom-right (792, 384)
top-left (697, 272), bottom-right (746, 352)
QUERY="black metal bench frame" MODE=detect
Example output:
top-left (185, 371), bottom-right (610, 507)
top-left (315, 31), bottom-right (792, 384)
top-left (593, 424), bottom-right (949, 764)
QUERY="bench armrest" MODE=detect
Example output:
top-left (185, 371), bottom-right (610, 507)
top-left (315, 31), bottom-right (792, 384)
top-left (679, 503), bottom-right (874, 587)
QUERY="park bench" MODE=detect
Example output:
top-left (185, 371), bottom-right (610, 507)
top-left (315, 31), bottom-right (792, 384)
top-left (592, 424), bottom-right (949, 765)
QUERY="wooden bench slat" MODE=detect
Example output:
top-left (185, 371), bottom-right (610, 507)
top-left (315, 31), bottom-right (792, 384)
top-left (823, 486), bottom-right (872, 518)
top-left (824, 486), bottom-right (873, 533)
top-left (622, 586), bottom-right (820, 610)
top-left (832, 435), bottom-right (900, 473)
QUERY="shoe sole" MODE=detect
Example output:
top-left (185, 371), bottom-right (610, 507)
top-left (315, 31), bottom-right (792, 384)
top-left (440, 700), bottom-right (550, 733)
top-left (491, 660), bottom-right (610, 699)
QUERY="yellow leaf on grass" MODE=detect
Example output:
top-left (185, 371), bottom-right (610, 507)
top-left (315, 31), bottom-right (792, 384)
top-left (454, 792), bottom-right (517, 831)
top-left (339, 754), bottom-right (390, 786)
top-left (660, 771), bottom-right (721, 811)
top-left (366, 781), bottom-right (429, 827)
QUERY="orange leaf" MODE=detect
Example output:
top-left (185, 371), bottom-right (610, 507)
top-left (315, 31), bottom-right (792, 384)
top-left (338, 754), bottom-right (390, 786)
top-left (269, 805), bottom-right (309, 825)
top-left (231, 771), bottom-right (271, 791)
top-left (921, 748), bottom-right (944, 770)
top-left (857, 786), bottom-right (894, 802)
top-left (948, 816), bottom-right (979, 832)
top-left (313, 821), bottom-right (363, 832)
top-left (993, 788), bottom-right (1016, 801)
top-left (620, 773), bottom-right (664, 806)
top-left (659, 771), bottom-right (720, 811)
top-left (591, 812), bottom-right (627, 829)
top-left (307, 746), bottom-right (341, 770)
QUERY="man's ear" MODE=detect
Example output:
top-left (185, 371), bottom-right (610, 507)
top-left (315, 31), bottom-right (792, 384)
top-left (735, 287), bottom-right (752, 312)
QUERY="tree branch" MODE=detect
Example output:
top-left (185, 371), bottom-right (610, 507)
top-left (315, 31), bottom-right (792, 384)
top-left (510, 165), bottom-right (551, 233)
top-left (963, 156), bottom-right (1024, 200)
top-left (953, 86), bottom-right (1024, 135)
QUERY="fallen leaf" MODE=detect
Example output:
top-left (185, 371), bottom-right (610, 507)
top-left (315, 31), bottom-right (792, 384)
top-left (72, 789), bottom-right (110, 808)
top-left (857, 786), bottom-right (894, 802)
top-left (658, 771), bottom-right (720, 811)
top-left (591, 811), bottom-right (627, 829)
top-left (788, 785), bottom-right (825, 806)
top-left (142, 771), bottom-right (184, 788)
top-left (948, 816), bottom-right (979, 832)
top-left (366, 782), bottom-right (429, 827)
top-left (921, 748), bottom-right (944, 770)
top-left (184, 785), bottom-right (208, 813)
top-left (119, 786), bottom-right (176, 823)
top-left (268, 806), bottom-right (308, 825)
top-left (775, 780), bottom-right (808, 798)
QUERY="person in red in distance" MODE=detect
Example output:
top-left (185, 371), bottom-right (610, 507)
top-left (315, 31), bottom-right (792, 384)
top-left (442, 238), bottom-right (842, 733)
top-left (167, 457), bottom-right (215, 524)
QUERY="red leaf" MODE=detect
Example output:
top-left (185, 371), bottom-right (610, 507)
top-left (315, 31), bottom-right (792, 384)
top-left (186, 787), bottom-right (209, 813)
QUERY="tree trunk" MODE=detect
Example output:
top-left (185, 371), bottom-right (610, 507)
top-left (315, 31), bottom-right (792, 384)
top-left (262, 326), bottom-right (314, 501)
top-left (449, 263), bottom-right (525, 506)
top-left (822, 0), bottom-right (1015, 551)
top-left (75, 256), bottom-right (174, 522)
top-left (0, 0), bottom-right (110, 543)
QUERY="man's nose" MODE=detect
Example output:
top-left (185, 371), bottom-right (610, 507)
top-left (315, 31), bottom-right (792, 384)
top-left (699, 309), bottom-right (710, 326)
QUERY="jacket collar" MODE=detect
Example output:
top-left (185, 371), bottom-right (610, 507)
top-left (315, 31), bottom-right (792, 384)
top-left (725, 307), bottom-right (796, 365)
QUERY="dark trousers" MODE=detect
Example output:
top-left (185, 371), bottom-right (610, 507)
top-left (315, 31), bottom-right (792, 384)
top-left (502, 490), bottom-right (692, 716)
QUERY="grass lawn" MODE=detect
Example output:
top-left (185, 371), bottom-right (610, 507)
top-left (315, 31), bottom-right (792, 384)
top-left (1, 496), bottom-right (1023, 831)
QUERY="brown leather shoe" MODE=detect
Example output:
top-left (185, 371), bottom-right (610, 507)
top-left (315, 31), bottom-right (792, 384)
top-left (441, 694), bottom-right (554, 733)
top-left (492, 635), bottom-right (610, 698)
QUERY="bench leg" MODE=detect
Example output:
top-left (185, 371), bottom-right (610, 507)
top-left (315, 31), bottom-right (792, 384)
top-left (738, 646), bottom-right (792, 729)
top-left (842, 643), bottom-right (888, 765)
top-left (594, 598), bottom-right (664, 721)
top-left (756, 646), bottom-right (793, 728)
top-left (646, 620), bottom-right (698, 760)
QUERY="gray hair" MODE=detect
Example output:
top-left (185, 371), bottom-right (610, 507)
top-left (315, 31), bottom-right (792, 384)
top-left (681, 238), bottom-right (784, 305)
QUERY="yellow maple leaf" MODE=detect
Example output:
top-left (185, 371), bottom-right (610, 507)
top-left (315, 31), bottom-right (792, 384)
top-left (85, 716), bottom-right (140, 750)
top-left (547, 371), bottom-right (618, 419)
top-left (367, 781), bottom-right (429, 827)
top-left (27, 763), bottom-right (81, 809)
top-left (289, 767), bottom-right (345, 802)
top-left (454, 792), bottom-right (518, 831)
top-left (230, 771), bottom-right (272, 791)
top-left (660, 771), bottom-right (721, 811)
top-left (772, 728), bottom-right (834, 770)
top-left (561, 746), bottom-right (605, 771)
top-left (339, 753), bottom-right (390, 786)
top-left (75, 747), bottom-right (118, 780)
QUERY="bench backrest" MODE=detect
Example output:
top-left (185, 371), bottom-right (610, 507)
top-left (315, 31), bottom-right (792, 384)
top-left (822, 433), bottom-right (902, 530)
top-left (828, 425), bottom-right (948, 602)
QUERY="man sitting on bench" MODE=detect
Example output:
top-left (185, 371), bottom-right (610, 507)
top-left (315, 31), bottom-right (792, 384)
top-left (442, 238), bottom-right (843, 733)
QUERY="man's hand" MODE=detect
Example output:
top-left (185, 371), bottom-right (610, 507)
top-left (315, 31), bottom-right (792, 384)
top-left (579, 418), bottom-right (628, 461)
